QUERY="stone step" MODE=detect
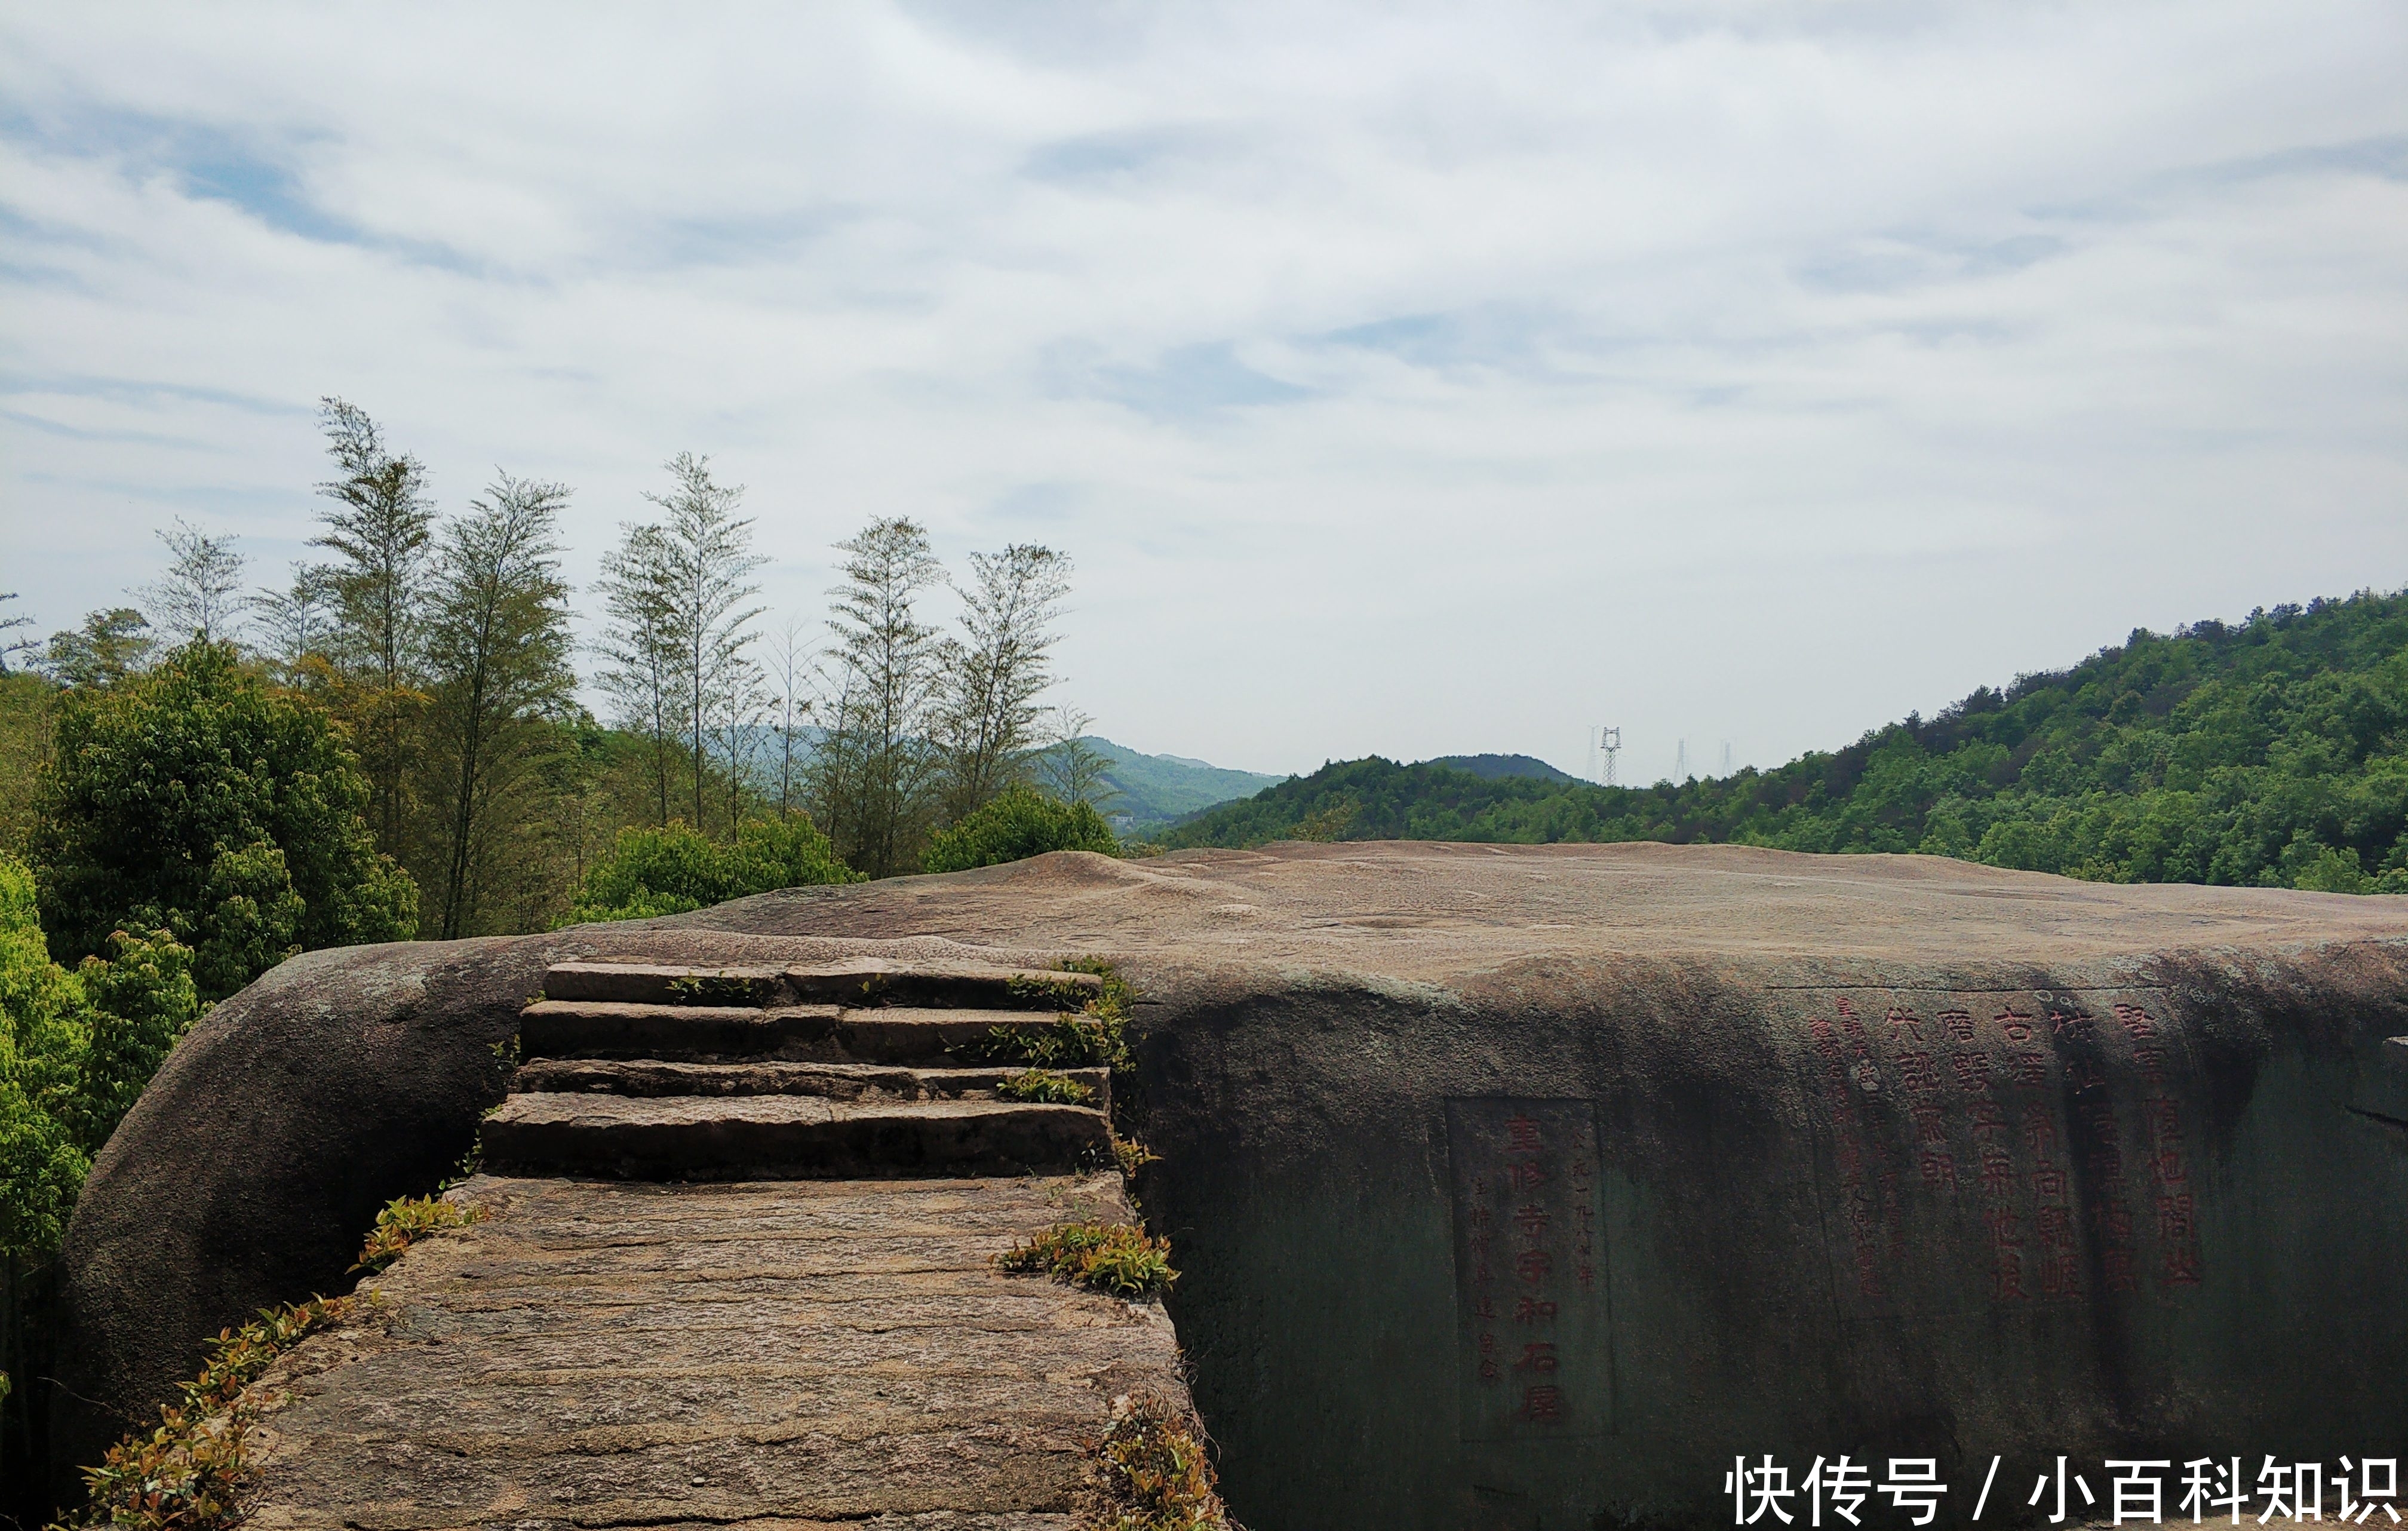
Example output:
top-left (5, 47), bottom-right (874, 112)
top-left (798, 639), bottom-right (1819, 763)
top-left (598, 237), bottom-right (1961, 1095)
top-left (540, 958), bottom-right (1103, 1011)
top-left (510, 1057), bottom-right (1112, 1112)
top-left (782, 958), bottom-right (1103, 1011)
top-left (520, 1001), bottom-right (843, 1060)
top-left (480, 1093), bottom-right (1112, 1180)
top-left (518, 1001), bottom-right (1079, 1065)
top-left (542, 962), bottom-right (786, 1007)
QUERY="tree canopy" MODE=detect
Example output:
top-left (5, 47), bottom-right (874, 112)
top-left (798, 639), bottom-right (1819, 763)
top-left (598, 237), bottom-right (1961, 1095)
top-left (566, 816), bottom-right (861, 925)
top-left (27, 642), bottom-right (418, 999)
top-left (922, 786), bottom-right (1120, 874)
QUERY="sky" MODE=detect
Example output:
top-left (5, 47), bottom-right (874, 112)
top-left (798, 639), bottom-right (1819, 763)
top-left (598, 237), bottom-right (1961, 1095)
top-left (3, 3), bottom-right (2404, 784)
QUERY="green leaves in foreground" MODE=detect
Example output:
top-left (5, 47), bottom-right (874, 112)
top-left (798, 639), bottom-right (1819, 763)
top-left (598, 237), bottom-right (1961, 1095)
top-left (351, 1193), bottom-right (490, 1275)
top-left (60, 1296), bottom-right (352, 1530)
top-left (994, 1219), bottom-right (1175, 1297)
top-left (994, 1067), bottom-right (1095, 1106)
top-left (1091, 1393), bottom-right (1230, 1531)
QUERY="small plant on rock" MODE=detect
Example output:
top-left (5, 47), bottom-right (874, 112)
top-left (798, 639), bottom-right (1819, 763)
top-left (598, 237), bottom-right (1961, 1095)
top-left (965, 958), bottom-right (1135, 1072)
top-left (997, 1067), bottom-right (1095, 1106)
top-left (995, 1219), bottom-right (1175, 1297)
top-left (59, 1297), bottom-right (352, 1530)
top-left (1085, 1393), bottom-right (1229, 1531)
top-left (351, 1193), bottom-right (490, 1275)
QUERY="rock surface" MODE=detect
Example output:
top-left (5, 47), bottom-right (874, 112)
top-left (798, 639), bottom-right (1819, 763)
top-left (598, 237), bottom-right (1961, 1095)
top-left (56, 843), bottom-right (2408, 1529)
top-left (236, 1173), bottom-right (1177, 1528)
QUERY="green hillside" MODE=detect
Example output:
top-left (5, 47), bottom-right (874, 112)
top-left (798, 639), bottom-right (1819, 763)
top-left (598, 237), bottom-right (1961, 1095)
top-left (1163, 590), bottom-right (2408, 894)
top-left (1425, 753), bottom-right (1579, 783)
top-left (1077, 736), bottom-right (1286, 826)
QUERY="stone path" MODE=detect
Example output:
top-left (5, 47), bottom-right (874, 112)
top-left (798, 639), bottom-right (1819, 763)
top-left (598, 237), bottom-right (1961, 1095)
top-left (235, 957), bottom-right (1183, 1529)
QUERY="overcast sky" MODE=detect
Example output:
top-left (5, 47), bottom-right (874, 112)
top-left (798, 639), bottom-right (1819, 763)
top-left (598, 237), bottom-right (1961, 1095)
top-left (4, 4), bottom-right (2404, 783)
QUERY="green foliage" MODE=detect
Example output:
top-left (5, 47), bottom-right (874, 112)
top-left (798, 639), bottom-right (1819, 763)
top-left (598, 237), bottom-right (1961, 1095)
top-left (1088, 1394), bottom-right (1230, 1531)
top-left (1165, 591), bottom-right (2408, 894)
top-left (996, 1067), bottom-right (1096, 1106)
top-left (0, 857), bottom-right (199, 1265)
top-left (351, 1192), bottom-right (489, 1274)
top-left (56, 1296), bottom-right (351, 1530)
top-left (566, 814), bottom-right (862, 924)
top-left (923, 786), bottom-right (1122, 873)
top-left (0, 671), bottom-right (55, 857)
top-left (994, 1219), bottom-right (1177, 1296)
top-left (960, 961), bottom-right (1134, 1073)
top-left (28, 642), bottom-right (417, 1000)
top-left (38, 609), bottom-right (155, 692)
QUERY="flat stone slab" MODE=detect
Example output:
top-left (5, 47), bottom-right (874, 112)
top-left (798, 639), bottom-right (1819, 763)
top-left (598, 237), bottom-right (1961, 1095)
top-left (513, 1057), bottom-right (1111, 1110)
top-left (520, 1001), bottom-right (846, 1060)
top-left (783, 958), bottom-right (1104, 1010)
top-left (541, 958), bottom-right (1101, 1011)
top-left (481, 1093), bottom-right (1113, 1180)
top-left (520, 1001), bottom-right (1066, 1064)
top-left (543, 961), bottom-right (788, 1005)
top-left (235, 1174), bottom-right (1182, 1528)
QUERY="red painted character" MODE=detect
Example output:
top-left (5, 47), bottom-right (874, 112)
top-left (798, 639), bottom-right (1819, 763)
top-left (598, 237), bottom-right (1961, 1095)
top-left (1515, 1342), bottom-right (1559, 1374)
top-left (1518, 1385), bottom-right (1565, 1422)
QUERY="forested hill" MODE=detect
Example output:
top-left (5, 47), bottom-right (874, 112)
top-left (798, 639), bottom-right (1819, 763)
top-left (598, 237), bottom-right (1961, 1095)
top-left (1162, 590), bottom-right (2408, 894)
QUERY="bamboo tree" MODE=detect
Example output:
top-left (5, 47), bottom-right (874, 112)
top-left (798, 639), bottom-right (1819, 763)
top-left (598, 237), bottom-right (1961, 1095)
top-left (642, 454), bottom-right (765, 837)
top-left (311, 398), bottom-right (437, 855)
top-left (136, 518), bottom-right (247, 645)
top-left (810, 518), bottom-right (945, 876)
top-left (597, 523), bottom-right (681, 826)
top-left (767, 616), bottom-right (811, 817)
top-left (419, 474), bottom-right (576, 938)
top-left (936, 544), bottom-right (1071, 820)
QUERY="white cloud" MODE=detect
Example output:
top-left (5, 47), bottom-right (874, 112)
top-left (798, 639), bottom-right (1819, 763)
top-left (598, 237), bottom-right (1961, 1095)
top-left (2, 1), bottom-right (2404, 783)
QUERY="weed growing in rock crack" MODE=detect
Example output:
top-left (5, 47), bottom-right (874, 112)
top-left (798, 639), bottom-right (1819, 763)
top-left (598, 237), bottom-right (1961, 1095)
top-left (996, 1220), bottom-right (1176, 1297)
top-left (1006, 972), bottom-right (1100, 1010)
top-left (351, 1193), bottom-right (491, 1275)
top-left (997, 1067), bottom-right (1096, 1105)
top-left (1086, 1393), bottom-right (1229, 1531)
top-left (1110, 1134), bottom-right (1159, 1180)
top-left (54, 1297), bottom-right (352, 1530)
top-left (965, 959), bottom-right (1134, 1072)
top-left (665, 972), bottom-right (760, 1004)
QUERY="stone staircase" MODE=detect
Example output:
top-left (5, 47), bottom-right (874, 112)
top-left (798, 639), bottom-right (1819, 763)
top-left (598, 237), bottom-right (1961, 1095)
top-left (484, 956), bottom-right (1117, 1182)
top-left (229, 952), bottom-right (1192, 1527)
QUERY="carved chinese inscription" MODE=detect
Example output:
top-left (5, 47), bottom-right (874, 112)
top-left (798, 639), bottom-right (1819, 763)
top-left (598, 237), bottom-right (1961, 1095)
top-left (1448, 1098), bottom-right (1610, 1442)
top-left (1800, 988), bottom-right (2204, 1318)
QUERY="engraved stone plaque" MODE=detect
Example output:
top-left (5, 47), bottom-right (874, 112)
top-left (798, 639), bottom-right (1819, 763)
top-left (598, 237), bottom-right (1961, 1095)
top-left (1446, 1097), bottom-right (1611, 1442)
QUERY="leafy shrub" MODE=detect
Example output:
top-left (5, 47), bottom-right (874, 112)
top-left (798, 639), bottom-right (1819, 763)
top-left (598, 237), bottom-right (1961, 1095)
top-left (996, 1068), bottom-right (1095, 1106)
top-left (60, 1296), bottom-right (352, 1530)
top-left (1088, 1394), bottom-right (1230, 1531)
top-left (351, 1193), bottom-right (490, 1274)
top-left (923, 787), bottom-right (1120, 873)
top-left (27, 642), bottom-right (415, 1001)
top-left (995, 1219), bottom-right (1176, 1296)
top-left (59, 1188), bottom-right (492, 1528)
top-left (566, 814), bottom-right (860, 925)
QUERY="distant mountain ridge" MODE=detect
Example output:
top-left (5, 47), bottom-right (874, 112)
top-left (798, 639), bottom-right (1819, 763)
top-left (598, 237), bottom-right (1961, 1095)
top-left (1078, 736), bottom-right (1286, 827)
top-left (1159, 590), bottom-right (2408, 896)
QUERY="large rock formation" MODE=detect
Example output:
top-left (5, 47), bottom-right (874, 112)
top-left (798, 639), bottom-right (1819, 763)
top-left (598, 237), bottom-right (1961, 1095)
top-left (57, 843), bottom-right (2408, 1529)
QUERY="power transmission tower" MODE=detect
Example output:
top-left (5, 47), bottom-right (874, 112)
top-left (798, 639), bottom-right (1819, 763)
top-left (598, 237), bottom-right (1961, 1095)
top-left (1676, 738), bottom-right (1689, 783)
top-left (1592, 725), bottom-right (1621, 786)
top-left (1721, 741), bottom-right (1733, 777)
